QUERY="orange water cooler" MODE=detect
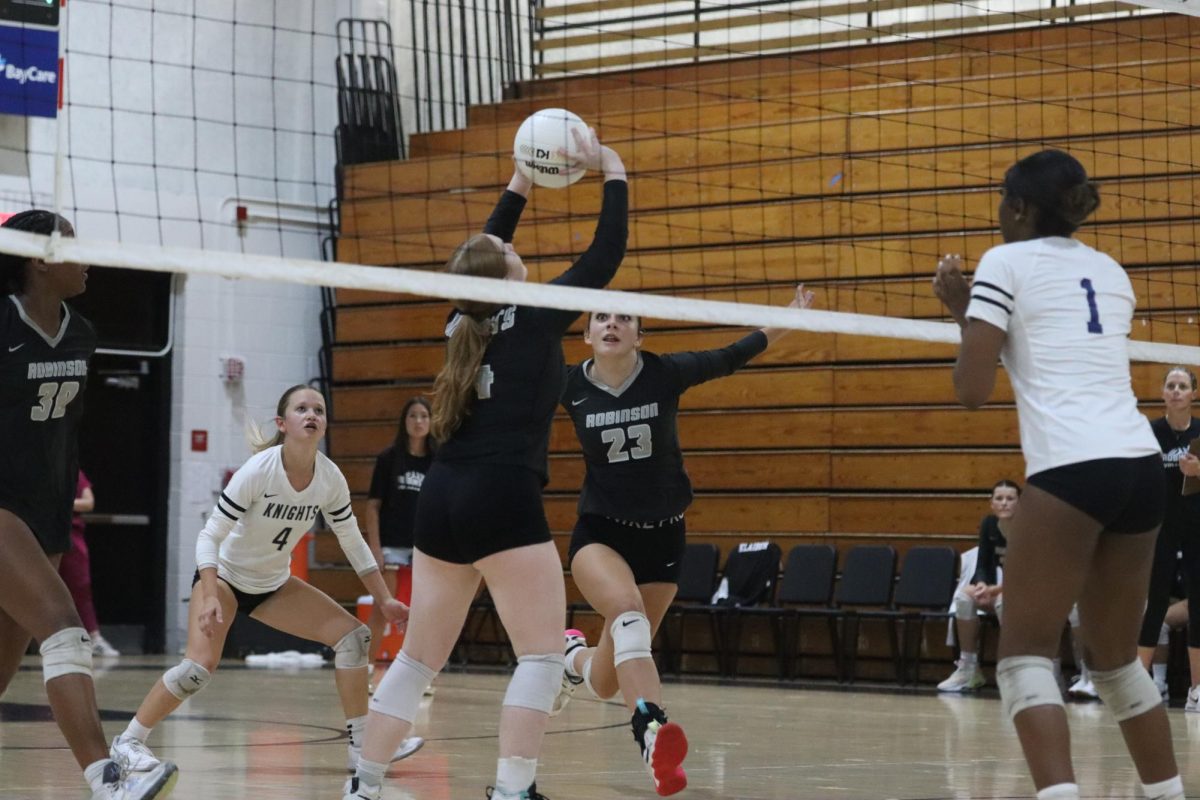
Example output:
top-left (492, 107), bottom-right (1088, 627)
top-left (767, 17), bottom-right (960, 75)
top-left (356, 565), bottom-right (412, 661)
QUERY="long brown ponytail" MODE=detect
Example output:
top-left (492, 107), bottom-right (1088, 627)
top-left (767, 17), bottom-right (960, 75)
top-left (431, 234), bottom-right (508, 441)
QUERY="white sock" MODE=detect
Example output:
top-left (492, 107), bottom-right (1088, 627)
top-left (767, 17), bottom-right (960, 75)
top-left (356, 757), bottom-right (387, 788)
top-left (346, 714), bottom-right (368, 749)
top-left (495, 755), bottom-right (537, 795)
top-left (1078, 664), bottom-right (1091, 682)
top-left (124, 717), bottom-right (153, 742)
top-left (84, 759), bottom-right (114, 792)
top-left (960, 651), bottom-right (978, 666)
top-left (1153, 663), bottom-right (1168, 684)
top-left (1142, 775), bottom-right (1184, 800)
top-left (1036, 782), bottom-right (1080, 799)
top-left (565, 646), bottom-right (584, 678)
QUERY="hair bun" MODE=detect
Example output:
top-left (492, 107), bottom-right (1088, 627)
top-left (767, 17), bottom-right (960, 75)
top-left (1059, 181), bottom-right (1100, 226)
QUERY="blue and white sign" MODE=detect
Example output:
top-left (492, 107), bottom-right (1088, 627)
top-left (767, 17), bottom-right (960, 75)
top-left (0, 23), bottom-right (57, 118)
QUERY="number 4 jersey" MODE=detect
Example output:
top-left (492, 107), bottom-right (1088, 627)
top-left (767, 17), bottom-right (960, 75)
top-left (0, 295), bottom-right (96, 554)
top-left (966, 236), bottom-right (1157, 477)
top-left (563, 331), bottom-right (768, 523)
top-left (195, 445), bottom-right (377, 593)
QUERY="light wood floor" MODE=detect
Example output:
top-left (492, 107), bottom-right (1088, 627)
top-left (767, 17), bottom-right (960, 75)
top-left (2, 657), bottom-right (1199, 799)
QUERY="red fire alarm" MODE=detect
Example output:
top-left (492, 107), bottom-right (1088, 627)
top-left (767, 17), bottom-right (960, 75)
top-left (190, 430), bottom-right (208, 452)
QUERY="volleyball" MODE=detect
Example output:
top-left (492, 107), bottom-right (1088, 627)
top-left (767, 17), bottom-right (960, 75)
top-left (513, 108), bottom-right (588, 189)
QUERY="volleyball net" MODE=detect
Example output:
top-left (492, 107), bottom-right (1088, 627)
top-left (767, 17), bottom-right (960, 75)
top-left (0, 0), bottom-right (1197, 364)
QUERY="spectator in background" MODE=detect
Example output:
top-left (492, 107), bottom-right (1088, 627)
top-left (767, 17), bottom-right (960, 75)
top-left (58, 470), bottom-right (120, 657)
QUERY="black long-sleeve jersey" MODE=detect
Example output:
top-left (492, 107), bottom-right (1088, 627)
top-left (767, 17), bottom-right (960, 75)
top-left (0, 295), bottom-right (96, 553)
top-left (969, 514), bottom-right (1006, 585)
top-left (435, 180), bottom-right (628, 483)
top-left (564, 330), bottom-right (768, 521)
top-left (1151, 415), bottom-right (1200, 524)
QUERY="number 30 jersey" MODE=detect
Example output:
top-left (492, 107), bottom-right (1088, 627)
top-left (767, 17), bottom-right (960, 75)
top-left (0, 295), bottom-right (95, 554)
top-left (195, 445), bottom-right (377, 593)
top-left (966, 236), bottom-right (1157, 476)
top-left (563, 331), bottom-right (768, 522)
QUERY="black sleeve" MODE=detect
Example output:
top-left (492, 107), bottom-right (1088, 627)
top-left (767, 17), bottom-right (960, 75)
top-left (367, 450), bottom-right (390, 501)
top-left (660, 330), bottom-right (769, 393)
top-left (971, 517), bottom-right (997, 585)
top-left (483, 189), bottom-right (528, 243)
top-left (532, 180), bottom-right (629, 334)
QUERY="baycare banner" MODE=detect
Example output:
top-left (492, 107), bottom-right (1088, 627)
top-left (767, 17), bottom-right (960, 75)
top-left (0, 23), bottom-right (57, 118)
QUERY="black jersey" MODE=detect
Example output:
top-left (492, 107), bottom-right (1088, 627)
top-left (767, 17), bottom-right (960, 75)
top-left (435, 180), bottom-right (628, 483)
top-left (0, 295), bottom-right (96, 553)
top-left (1151, 415), bottom-right (1200, 521)
top-left (969, 514), bottom-right (1007, 585)
top-left (564, 331), bottom-right (768, 521)
top-left (368, 445), bottom-right (432, 548)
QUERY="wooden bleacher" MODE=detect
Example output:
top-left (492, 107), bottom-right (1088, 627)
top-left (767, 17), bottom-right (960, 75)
top-left (317, 13), bottom-right (1200, 679)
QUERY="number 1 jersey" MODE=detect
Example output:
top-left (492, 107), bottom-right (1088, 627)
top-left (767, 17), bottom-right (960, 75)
top-left (0, 295), bottom-right (95, 553)
top-left (965, 236), bottom-right (1157, 476)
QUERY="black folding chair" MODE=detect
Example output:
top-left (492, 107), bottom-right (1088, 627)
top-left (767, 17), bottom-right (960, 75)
top-left (724, 544), bottom-right (837, 678)
top-left (828, 545), bottom-right (896, 682)
top-left (656, 543), bottom-right (720, 675)
top-left (860, 546), bottom-right (958, 683)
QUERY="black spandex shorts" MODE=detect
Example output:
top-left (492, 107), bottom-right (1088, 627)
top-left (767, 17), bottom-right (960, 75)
top-left (413, 461), bottom-right (552, 564)
top-left (0, 496), bottom-right (70, 555)
top-left (192, 570), bottom-right (280, 616)
top-left (568, 513), bottom-right (687, 585)
top-left (1026, 454), bottom-right (1165, 534)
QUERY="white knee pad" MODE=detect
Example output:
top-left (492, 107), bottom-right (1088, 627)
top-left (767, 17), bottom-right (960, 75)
top-left (40, 627), bottom-right (93, 682)
top-left (162, 658), bottom-right (211, 700)
top-left (996, 656), bottom-right (1064, 720)
top-left (610, 611), bottom-right (653, 667)
top-left (370, 651), bottom-right (436, 722)
top-left (953, 592), bottom-right (978, 621)
top-left (334, 625), bottom-right (372, 669)
top-left (582, 654), bottom-right (619, 701)
top-left (502, 653), bottom-right (564, 714)
top-left (1090, 661), bottom-right (1163, 721)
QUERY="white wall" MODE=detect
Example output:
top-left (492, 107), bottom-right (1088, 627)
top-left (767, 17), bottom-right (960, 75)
top-left (0, 0), bottom-right (390, 650)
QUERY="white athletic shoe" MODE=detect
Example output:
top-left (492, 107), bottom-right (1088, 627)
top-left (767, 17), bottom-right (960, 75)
top-left (342, 776), bottom-right (381, 800)
top-left (549, 629), bottom-right (587, 717)
top-left (91, 633), bottom-right (121, 657)
top-left (485, 783), bottom-right (549, 799)
top-left (111, 734), bottom-right (162, 773)
top-left (346, 736), bottom-right (425, 771)
top-left (1185, 685), bottom-right (1200, 713)
top-left (91, 759), bottom-right (178, 799)
top-left (937, 662), bottom-right (985, 693)
top-left (1067, 676), bottom-right (1099, 700)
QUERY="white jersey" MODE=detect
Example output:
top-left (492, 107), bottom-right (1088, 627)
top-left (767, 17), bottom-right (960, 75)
top-left (966, 236), bottom-right (1157, 477)
top-left (195, 445), bottom-right (378, 594)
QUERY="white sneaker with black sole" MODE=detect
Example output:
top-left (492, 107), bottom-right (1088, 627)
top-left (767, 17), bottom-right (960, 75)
top-left (91, 759), bottom-right (178, 800)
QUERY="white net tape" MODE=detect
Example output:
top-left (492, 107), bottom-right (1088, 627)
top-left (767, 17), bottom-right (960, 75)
top-left (3, 227), bottom-right (1196, 366)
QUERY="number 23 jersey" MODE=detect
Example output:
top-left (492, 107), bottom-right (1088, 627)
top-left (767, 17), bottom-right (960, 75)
top-left (965, 237), bottom-right (1157, 476)
top-left (195, 445), bottom-right (377, 593)
top-left (563, 332), bottom-right (768, 522)
top-left (0, 295), bottom-right (95, 553)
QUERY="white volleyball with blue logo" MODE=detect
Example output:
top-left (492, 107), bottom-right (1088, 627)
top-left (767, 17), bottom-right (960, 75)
top-left (513, 108), bottom-right (588, 189)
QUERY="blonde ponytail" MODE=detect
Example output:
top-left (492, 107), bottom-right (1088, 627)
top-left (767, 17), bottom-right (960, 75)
top-left (246, 383), bottom-right (313, 453)
top-left (430, 234), bottom-right (509, 442)
top-left (432, 315), bottom-right (493, 441)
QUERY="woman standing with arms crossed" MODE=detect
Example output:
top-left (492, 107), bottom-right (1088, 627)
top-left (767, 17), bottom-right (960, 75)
top-left (553, 287), bottom-right (812, 796)
top-left (344, 129), bottom-right (627, 800)
top-left (110, 384), bottom-right (419, 779)
top-left (1137, 366), bottom-right (1200, 709)
top-left (0, 209), bottom-right (178, 799)
top-left (933, 150), bottom-right (1184, 800)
